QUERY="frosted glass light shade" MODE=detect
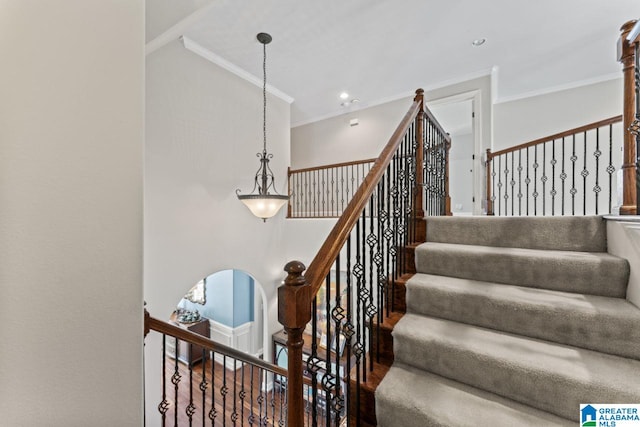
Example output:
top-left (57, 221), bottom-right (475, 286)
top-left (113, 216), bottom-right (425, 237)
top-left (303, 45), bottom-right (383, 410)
top-left (238, 194), bottom-right (288, 221)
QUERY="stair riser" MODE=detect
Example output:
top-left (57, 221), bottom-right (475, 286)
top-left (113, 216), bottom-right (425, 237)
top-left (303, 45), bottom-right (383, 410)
top-left (406, 281), bottom-right (640, 360)
top-left (394, 332), bottom-right (640, 420)
top-left (415, 245), bottom-right (629, 297)
top-left (425, 216), bottom-right (607, 252)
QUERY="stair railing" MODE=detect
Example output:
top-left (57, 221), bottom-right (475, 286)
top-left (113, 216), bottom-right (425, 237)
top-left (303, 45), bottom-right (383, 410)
top-left (144, 310), bottom-right (288, 426)
top-left (619, 19), bottom-right (640, 215)
top-left (288, 158), bottom-right (377, 218)
top-left (278, 89), bottom-right (451, 427)
top-left (485, 116), bottom-right (623, 216)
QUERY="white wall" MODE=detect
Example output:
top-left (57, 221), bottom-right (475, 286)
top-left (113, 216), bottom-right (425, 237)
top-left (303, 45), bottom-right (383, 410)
top-left (291, 76), bottom-right (493, 171)
top-left (607, 219), bottom-right (640, 309)
top-left (0, 1), bottom-right (144, 425)
top-left (145, 40), bottom-right (291, 423)
top-left (493, 78), bottom-right (622, 151)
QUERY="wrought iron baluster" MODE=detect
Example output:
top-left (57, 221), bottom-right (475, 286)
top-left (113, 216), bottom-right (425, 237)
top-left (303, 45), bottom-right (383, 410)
top-left (360, 209), bottom-right (368, 382)
top-left (551, 140), bottom-right (557, 215)
top-left (533, 146), bottom-right (538, 215)
top-left (367, 195), bottom-right (376, 373)
top-left (353, 217), bottom-right (362, 427)
top-left (526, 148), bottom-right (530, 216)
top-left (517, 151), bottom-right (522, 216)
top-left (187, 356), bottom-right (195, 425)
top-left (497, 155), bottom-right (502, 215)
top-left (583, 131), bottom-right (588, 215)
top-left (561, 138), bottom-right (566, 216)
top-left (608, 125), bottom-right (615, 213)
top-left (158, 335), bottom-right (169, 426)
top-left (222, 355), bottom-right (227, 427)
top-left (232, 359), bottom-right (238, 426)
top-left (510, 152), bottom-right (515, 215)
top-left (344, 235), bottom-right (353, 425)
top-left (324, 271), bottom-right (332, 427)
top-left (201, 349), bottom-right (208, 427)
top-left (491, 157), bottom-right (497, 215)
top-left (210, 352), bottom-right (217, 426)
top-left (173, 339), bottom-right (181, 426)
top-left (571, 134), bottom-right (577, 215)
top-left (541, 144), bottom-right (548, 215)
top-left (240, 363), bottom-right (246, 426)
top-left (594, 128), bottom-right (601, 214)
top-left (310, 294), bottom-right (318, 427)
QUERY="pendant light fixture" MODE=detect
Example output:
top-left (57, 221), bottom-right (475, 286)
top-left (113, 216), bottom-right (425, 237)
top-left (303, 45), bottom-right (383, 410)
top-left (236, 32), bottom-right (289, 222)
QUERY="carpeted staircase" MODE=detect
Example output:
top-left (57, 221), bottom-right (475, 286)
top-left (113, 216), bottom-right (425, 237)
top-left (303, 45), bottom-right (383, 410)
top-left (376, 216), bottom-right (640, 426)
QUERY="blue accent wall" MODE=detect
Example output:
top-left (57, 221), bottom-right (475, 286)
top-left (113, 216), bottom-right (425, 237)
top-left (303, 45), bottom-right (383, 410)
top-left (177, 269), bottom-right (254, 328)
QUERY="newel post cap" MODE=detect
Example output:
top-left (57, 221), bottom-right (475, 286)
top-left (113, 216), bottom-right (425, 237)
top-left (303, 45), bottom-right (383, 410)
top-left (278, 261), bottom-right (312, 329)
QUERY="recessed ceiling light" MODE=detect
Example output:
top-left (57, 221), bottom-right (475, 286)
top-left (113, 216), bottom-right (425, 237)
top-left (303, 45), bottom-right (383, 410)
top-left (472, 38), bottom-right (486, 47)
top-left (339, 92), bottom-right (349, 100)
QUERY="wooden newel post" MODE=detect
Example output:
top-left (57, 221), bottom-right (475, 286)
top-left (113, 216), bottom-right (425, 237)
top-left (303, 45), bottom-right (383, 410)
top-left (278, 261), bottom-right (311, 427)
top-left (486, 149), bottom-right (494, 215)
top-left (618, 20), bottom-right (638, 215)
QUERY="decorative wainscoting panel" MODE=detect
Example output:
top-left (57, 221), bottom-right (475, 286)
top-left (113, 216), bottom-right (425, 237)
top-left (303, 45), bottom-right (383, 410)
top-left (209, 320), bottom-right (254, 369)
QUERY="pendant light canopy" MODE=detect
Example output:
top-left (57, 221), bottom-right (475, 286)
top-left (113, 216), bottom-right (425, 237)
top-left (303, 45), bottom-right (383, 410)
top-left (236, 32), bottom-right (289, 222)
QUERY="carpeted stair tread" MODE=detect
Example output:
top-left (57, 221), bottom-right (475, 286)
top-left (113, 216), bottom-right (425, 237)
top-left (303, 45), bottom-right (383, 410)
top-left (425, 215), bottom-right (606, 251)
top-left (415, 242), bottom-right (629, 297)
top-left (376, 363), bottom-right (573, 427)
top-left (393, 314), bottom-right (640, 420)
top-left (406, 273), bottom-right (640, 360)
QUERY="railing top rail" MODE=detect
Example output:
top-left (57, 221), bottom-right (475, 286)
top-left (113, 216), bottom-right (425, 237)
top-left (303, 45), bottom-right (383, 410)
top-left (303, 91), bottom-right (423, 296)
top-left (146, 313), bottom-right (287, 377)
top-left (289, 158), bottom-right (377, 175)
top-left (627, 19), bottom-right (640, 44)
top-left (488, 115), bottom-right (622, 159)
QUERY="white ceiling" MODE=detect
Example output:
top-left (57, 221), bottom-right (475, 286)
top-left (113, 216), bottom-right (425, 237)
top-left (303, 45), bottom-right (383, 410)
top-left (147, 0), bottom-right (639, 127)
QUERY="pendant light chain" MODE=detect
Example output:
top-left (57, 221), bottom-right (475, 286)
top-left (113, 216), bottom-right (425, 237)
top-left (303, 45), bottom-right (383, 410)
top-left (263, 41), bottom-right (267, 154)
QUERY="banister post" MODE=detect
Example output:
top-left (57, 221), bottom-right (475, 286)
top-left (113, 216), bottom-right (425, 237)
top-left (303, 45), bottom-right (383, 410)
top-left (486, 149), bottom-right (494, 215)
top-left (445, 138), bottom-right (452, 216)
top-left (278, 261), bottom-right (311, 427)
top-left (618, 20), bottom-right (638, 215)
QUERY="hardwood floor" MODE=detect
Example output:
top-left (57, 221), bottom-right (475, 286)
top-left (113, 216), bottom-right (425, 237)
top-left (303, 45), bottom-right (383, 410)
top-left (155, 352), bottom-right (344, 426)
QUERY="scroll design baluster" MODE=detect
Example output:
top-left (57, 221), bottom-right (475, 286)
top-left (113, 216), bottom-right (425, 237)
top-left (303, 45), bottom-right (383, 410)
top-left (485, 116), bottom-right (623, 216)
top-left (280, 89), bottom-right (451, 427)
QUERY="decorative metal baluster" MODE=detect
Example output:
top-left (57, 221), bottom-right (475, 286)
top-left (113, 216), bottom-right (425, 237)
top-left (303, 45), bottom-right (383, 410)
top-left (367, 195), bottom-right (377, 373)
top-left (340, 166), bottom-right (345, 215)
top-left (526, 148), bottom-right (530, 215)
top-left (533, 146), bottom-right (538, 215)
top-left (312, 171), bottom-right (317, 217)
top-left (582, 131), bottom-right (588, 215)
top-left (551, 140), bottom-right (557, 215)
top-left (240, 363), bottom-right (245, 426)
top-left (517, 151), bottom-right (523, 215)
top-left (491, 157), bottom-right (497, 215)
top-left (510, 152), bottom-right (515, 215)
top-left (222, 355), bottom-right (228, 427)
top-left (269, 368), bottom-right (276, 427)
top-left (353, 217), bottom-right (363, 427)
top-left (497, 155), bottom-right (502, 215)
top-left (257, 369), bottom-right (265, 427)
top-left (187, 358), bottom-right (196, 425)
top-left (384, 165), bottom-right (394, 317)
top-left (173, 340), bottom-right (181, 426)
top-left (201, 349), bottom-right (208, 427)
top-left (359, 209), bottom-right (368, 382)
top-left (278, 368), bottom-right (284, 427)
top-left (158, 335), bottom-right (169, 426)
top-left (210, 351), bottom-right (217, 426)
top-left (391, 154), bottom-right (399, 311)
top-left (608, 125), bottom-right (615, 213)
top-left (344, 235), bottom-right (354, 425)
top-left (324, 272), bottom-right (333, 427)
top-left (542, 142), bottom-right (547, 216)
top-left (571, 135), bottom-right (577, 215)
top-left (232, 360), bottom-right (238, 425)
top-left (332, 254), bottom-right (343, 427)
top-left (309, 295), bottom-right (319, 427)
top-left (594, 128), bottom-right (601, 214)
top-left (561, 138), bottom-right (566, 215)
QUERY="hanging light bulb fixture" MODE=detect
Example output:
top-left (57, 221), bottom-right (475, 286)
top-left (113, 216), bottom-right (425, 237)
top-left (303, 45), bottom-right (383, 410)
top-left (236, 32), bottom-right (289, 222)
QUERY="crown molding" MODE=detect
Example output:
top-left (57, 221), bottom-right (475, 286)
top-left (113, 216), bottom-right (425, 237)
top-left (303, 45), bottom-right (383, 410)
top-left (180, 36), bottom-right (294, 105)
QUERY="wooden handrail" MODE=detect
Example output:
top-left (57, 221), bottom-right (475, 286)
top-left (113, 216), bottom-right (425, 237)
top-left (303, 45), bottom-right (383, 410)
top-left (289, 158), bottom-right (377, 175)
top-left (628, 19), bottom-right (640, 44)
top-left (146, 311), bottom-right (287, 377)
top-left (303, 96), bottom-right (422, 297)
top-left (488, 115), bottom-right (622, 160)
